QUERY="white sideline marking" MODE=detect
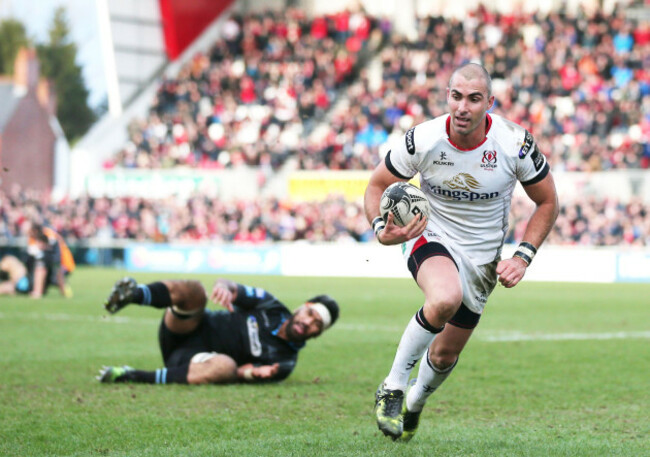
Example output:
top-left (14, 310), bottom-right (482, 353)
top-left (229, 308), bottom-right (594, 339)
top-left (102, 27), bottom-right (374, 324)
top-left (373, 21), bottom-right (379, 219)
top-left (0, 311), bottom-right (159, 325)
top-left (1, 312), bottom-right (649, 342)
top-left (336, 323), bottom-right (650, 342)
top-left (475, 331), bottom-right (650, 342)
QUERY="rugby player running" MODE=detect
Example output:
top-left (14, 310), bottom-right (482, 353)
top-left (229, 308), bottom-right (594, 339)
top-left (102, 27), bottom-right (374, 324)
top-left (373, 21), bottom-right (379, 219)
top-left (364, 63), bottom-right (559, 441)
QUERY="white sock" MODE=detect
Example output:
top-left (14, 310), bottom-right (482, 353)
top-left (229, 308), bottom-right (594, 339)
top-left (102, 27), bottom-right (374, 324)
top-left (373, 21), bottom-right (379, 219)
top-left (406, 351), bottom-right (457, 412)
top-left (383, 309), bottom-right (442, 391)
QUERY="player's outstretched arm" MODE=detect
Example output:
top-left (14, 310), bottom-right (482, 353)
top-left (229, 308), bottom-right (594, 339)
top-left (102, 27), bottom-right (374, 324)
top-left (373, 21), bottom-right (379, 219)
top-left (237, 363), bottom-right (280, 382)
top-left (497, 173), bottom-right (559, 288)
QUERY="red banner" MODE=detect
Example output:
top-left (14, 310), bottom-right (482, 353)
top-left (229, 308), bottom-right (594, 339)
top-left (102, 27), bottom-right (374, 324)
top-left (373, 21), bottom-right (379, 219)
top-left (159, 0), bottom-right (234, 59)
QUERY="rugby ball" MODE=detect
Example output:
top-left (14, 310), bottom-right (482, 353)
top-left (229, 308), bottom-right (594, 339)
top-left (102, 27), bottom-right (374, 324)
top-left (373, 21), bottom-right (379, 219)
top-left (380, 182), bottom-right (429, 227)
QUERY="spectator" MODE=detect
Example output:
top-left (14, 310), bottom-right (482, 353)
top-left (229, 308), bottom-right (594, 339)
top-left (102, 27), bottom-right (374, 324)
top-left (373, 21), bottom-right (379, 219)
top-left (107, 8), bottom-right (382, 171)
top-left (1, 187), bottom-right (648, 247)
top-left (25, 222), bottom-right (75, 298)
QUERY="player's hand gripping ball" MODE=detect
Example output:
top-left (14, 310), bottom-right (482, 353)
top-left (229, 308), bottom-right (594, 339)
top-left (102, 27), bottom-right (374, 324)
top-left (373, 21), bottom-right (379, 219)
top-left (380, 182), bottom-right (429, 227)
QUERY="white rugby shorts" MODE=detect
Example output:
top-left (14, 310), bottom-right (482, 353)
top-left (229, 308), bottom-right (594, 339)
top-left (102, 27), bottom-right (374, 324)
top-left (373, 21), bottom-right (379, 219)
top-left (402, 225), bottom-right (499, 314)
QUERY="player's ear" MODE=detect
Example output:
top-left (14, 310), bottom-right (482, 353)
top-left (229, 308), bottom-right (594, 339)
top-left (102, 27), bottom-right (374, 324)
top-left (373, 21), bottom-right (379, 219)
top-left (487, 95), bottom-right (495, 111)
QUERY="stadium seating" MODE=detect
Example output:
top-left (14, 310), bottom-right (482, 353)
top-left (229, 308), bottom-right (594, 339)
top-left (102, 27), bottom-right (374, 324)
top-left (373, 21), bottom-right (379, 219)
top-left (2, 6), bottom-right (648, 248)
top-left (106, 6), bottom-right (649, 171)
top-left (1, 186), bottom-right (648, 246)
top-left (105, 8), bottom-right (385, 170)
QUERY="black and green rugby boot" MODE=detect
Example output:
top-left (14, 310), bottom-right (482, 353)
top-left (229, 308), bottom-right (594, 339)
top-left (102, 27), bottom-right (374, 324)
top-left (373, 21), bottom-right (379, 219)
top-left (375, 383), bottom-right (404, 439)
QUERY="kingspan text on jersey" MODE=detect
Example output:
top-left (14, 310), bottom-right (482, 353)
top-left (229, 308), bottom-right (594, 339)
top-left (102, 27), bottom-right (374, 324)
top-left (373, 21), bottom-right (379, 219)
top-left (430, 186), bottom-right (500, 201)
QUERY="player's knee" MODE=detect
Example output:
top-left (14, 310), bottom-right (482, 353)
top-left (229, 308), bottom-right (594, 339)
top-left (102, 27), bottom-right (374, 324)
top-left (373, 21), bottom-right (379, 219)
top-left (428, 348), bottom-right (457, 371)
top-left (185, 280), bottom-right (207, 307)
top-left (203, 355), bottom-right (237, 384)
top-left (166, 280), bottom-right (207, 309)
top-left (187, 354), bottom-right (237, 384)
top-left (424, 290), bottom-right (462, 322)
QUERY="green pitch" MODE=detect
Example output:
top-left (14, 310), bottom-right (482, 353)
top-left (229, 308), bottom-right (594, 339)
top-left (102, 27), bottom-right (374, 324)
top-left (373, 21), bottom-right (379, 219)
top-left (0, 268), bottom-right (648, 456)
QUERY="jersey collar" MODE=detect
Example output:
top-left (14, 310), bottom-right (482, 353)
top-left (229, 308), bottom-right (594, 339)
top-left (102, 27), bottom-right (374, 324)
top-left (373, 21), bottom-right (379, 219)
top-left (445, 114), bottom-right (492, 151)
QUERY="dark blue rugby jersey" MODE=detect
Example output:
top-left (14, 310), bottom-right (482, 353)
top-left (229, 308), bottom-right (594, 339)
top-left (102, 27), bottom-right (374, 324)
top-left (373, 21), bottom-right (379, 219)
top-left (203, 284), bottom-right (304, 381)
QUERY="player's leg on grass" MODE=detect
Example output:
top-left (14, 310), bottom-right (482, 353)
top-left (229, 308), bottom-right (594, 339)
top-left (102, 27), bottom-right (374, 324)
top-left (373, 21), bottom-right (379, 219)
top-left (151, 281), bottom-right (238, 384)
top-left (400, 324), bottom-right (472, 441)
top-left (186, 352), bottom-right (238, 384)
top-left (376, 252), bottom-right (462, 438)
top-left (0, 280), bottom-right (16, 295)
top-left (98, 353), bottom-right (237, 384)
top-left (104, 277), bottom-right (206, 324)
top-left (100, 280), bottom-right (211, 384)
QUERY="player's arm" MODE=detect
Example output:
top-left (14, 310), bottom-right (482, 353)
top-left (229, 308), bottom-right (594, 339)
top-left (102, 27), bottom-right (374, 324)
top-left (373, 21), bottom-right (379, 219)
top-left (236, 363), bottom-right (280, 382)
top-left (497, 172), bottom-right (559, 288)
top-left (209, 278), bottom-right (239, 311)
top-left (55, 268), bottom-right (67, 297)
top-left (364, 160), bottom-right (427, 245)
top-left (47, 240), bottom-right (69, 297)
top-left (210, 280), bottom-right (272, 312)
top-left (30, 263), bottom-right (48, 298)
top-left (236, 360), bottom-right (294, 383)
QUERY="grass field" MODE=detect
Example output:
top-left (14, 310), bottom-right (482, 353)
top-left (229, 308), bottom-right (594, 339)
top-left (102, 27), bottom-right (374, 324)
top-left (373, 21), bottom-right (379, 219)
top-left (0, 267), bottom-right (648, 456)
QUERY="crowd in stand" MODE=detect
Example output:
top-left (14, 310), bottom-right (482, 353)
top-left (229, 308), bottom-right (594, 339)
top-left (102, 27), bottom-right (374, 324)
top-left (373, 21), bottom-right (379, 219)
top-left (299, 5), bottom-right (650, 171)
top-left (507, 193), bottom-right (649, 246)
top-left (3, 7), bottom-right (649, 249)
top-left (106, 5), bottom-right (650, 172)
top-left (107, 7), bottom-right (387, 170)
top-left (0, 186), bottom-right (371, 244)
top-left (1, 186), bottom-right (648, 246)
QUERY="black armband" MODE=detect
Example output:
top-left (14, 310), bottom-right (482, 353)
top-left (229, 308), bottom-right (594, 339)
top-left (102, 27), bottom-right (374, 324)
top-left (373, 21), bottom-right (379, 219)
top-left (371, 216), bottom-right (386, 238)
top-left (513, 242), bottom-right (537, 266)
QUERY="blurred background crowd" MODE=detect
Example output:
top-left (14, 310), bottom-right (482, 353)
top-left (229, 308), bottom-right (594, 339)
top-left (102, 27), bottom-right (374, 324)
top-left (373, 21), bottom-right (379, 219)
top-left (1, 184), bottom-right (648, 246)
top-left (104, 6), bottom-right (650, 172)
top-left (1, 2), bottom-right (649, 249)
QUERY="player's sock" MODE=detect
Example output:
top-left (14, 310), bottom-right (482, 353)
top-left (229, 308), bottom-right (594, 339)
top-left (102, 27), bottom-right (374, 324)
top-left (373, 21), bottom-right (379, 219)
top-left (406, 351), bottom-right (458, 412)
top-left (134, 282), bottom-right (172, 309)
top-left (124, 369), bottom-right (156, 383)
top-left (154, 365), bottom-right (189, 384)
top-left (383, 307), bottom-right (444, 391)
top-left (123, 365), bottom-right (189, 384)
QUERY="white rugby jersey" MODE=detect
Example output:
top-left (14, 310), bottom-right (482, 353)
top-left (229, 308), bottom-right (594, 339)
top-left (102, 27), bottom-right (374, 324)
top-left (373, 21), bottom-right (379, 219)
top-left (387, 113), bottom-right (549, 264)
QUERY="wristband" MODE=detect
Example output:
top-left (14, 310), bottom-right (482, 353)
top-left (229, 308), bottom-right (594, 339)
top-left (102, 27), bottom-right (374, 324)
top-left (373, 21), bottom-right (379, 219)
top-left (513, 242), bottom-right (537, 266)
top-left (371, 216), bottom-right (386, 237)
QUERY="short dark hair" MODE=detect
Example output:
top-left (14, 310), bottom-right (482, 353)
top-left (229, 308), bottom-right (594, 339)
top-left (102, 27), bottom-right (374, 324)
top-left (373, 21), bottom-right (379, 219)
top-left (449, 63), bottom-right (493, 98)
top-left (307, 294), bottom-right (339, 327)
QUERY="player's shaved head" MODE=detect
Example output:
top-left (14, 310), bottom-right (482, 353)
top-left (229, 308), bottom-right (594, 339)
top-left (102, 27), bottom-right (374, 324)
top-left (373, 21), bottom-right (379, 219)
top-left (449, 63), bottom-right (492, 97)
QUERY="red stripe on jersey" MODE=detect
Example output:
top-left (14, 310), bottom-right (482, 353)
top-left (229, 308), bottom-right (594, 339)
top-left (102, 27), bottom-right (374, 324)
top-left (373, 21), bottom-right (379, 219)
top-left (445, 114), bottom-right (492, 151)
